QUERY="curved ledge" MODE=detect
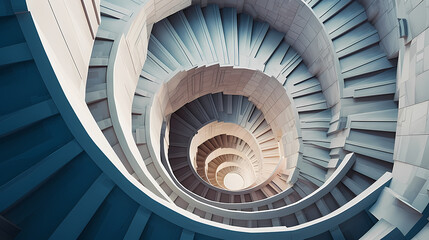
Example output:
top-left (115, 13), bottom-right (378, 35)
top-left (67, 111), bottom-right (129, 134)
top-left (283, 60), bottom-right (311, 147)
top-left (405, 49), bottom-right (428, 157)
top-left (190, 121), bottom-right (263, 178)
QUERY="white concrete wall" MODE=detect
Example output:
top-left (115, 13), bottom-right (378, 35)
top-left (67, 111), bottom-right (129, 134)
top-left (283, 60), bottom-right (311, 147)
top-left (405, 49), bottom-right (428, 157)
top-left (25, 0), bottom-right (160, 199)
top-left (146, 0), bottom-right (192, 25)
top-left (393, 27), bottom-right (429, 214)
top-left (359, 0), bottom-right (400, 59)
top-left (193, 0), bottom-right (342, 109)
top-left (27, 0), bottom-right (99, 99)
top-left (369, 0), bottom-right (429, 235)
top-left (396, 0), bottom-right (429, 40)
top-left (392, 1), bottom-right (429, 216)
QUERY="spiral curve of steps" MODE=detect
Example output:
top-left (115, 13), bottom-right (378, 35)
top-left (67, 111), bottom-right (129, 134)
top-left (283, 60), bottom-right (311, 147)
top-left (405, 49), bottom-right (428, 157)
top-left (0, 0), bottom-right (428, 239)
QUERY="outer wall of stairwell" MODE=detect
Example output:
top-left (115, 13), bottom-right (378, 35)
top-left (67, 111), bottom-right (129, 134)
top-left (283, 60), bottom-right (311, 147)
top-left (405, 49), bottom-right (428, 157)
top-left (307, 0), bottom-right (428, 238)
top-left (369, 0), bottom-right (429, 238)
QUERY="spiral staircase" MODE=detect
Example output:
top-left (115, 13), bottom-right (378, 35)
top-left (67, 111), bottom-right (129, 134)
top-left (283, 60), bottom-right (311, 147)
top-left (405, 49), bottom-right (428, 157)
top-left (0, 0), bottom-right (428, 239)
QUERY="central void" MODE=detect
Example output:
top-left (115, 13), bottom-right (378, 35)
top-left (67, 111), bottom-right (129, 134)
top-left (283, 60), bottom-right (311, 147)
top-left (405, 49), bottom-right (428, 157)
top-left (224, 173), bottom-right (244, 190)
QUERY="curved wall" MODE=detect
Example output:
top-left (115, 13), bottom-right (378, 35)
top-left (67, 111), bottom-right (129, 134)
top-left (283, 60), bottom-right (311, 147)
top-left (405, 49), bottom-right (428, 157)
top-left (192, 0), bottom-right (342, 108)
top-left (0, 0), bottom-right (428, 239)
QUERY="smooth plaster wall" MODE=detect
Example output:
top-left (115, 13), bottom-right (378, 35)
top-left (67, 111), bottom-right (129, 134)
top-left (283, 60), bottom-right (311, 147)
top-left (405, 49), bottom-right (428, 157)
top-left (193, 0), bottom-right (342, 109)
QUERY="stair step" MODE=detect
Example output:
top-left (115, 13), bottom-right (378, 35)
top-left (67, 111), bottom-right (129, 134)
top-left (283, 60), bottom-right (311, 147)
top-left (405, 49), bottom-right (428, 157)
top-left (221, 8), bottom-right (238, 66)
top-left (341, 176), bottom-right (364, 195)
top-left (123, 206), bottom-right (151, 239)
top-left (0, 42), bottom-right (33, 66)
top-left (0, 99), bottom-right (58, 138)
top-left (180, 229), bottom-right (195, 240)
top-left (184, 5), bottom-right (217, 63)
top-left (340, 46), bottom-right (392, 79)
top-left (249, 21), bottom-right (269, 59)
top-left (254, 28), bottom-right (284, 64)
top-left (333, 22), bottom-right (379, 58)
top-left (203, 4), bottom-right (228, 64)
top-left (48, 174), bottom-right (115, 240)
top-left (147, 36), bottom-right (180, 73)
top-left (264, 42), bottom-right (290, 77)
top-left (85, 89), bottom-right (107, 104)
top-left (331, 186), bottom-right (347, 206)
top-left (152, 20), bottom-right (192, 67)
top-left (238, 13), bottom-right (253, 66)
top-left (314, 0), bottom-right (352, 23)
top-left (168, 11), bottom-right (205, 65)
top-left (0, 140), bottom-right (83, 212)
top-left (324, 1), bottom-right (367, 39)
